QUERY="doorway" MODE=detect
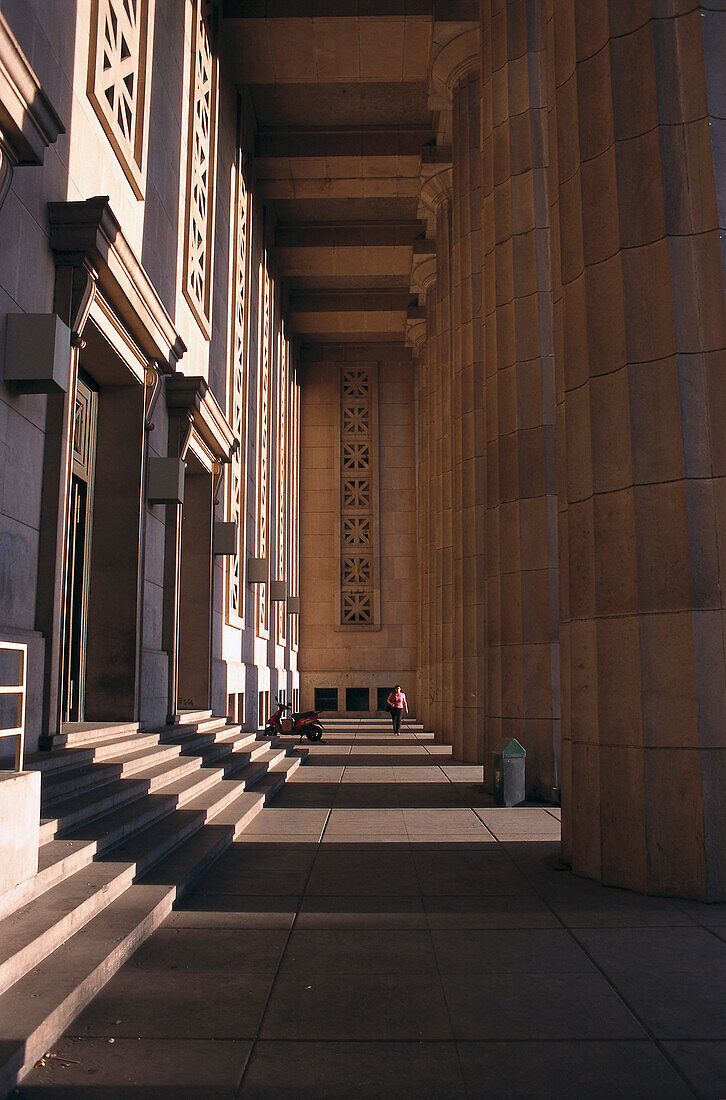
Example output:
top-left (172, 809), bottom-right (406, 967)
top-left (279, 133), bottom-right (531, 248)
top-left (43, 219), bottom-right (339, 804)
top-left (61, 373), bottom-right (98, 722)
top-left (177, 454), bottom-right (213, 712)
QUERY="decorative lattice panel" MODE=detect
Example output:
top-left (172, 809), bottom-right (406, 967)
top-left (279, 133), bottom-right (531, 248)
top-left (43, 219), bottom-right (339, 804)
top-left (275, 330), bottom-right (288, 644)
top-left (226, 154), bottom-right (249, 626)
top-left (88, 0), bottom-right (153, 197)
top-left (289, 378), bottom-right (300, 651)
top-left (183, 1), bottom-right (217, 334)
top-left (255, 262), bottom-right (271, 637)
top-left (339, 368), bottom-right (378, 625)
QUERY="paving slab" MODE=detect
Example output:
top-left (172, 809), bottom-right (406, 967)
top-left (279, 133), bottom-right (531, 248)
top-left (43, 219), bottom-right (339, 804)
top-left (21, 1037), bottom-right (251, 1099)
top-left (238, 1040), bottom-right (467, 1099)
top-left (574, 927), bottom-right (726, 1039)
top-left (21, 720), bottom-right (724, 1098)
top-left (456, 1040), bottom-right (693, 1099)
top-left (662, 1041), bottom-right (726, 1099)
top-left (259, 929), bottom-right (453, 1041)
top-left (297, 894), bottom-right (428, 929)
top-left (70, 928), bottom-right (287, 1039)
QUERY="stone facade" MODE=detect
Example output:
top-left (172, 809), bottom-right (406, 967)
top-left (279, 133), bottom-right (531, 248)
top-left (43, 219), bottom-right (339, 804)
top-left (0, 0), bottom-right (725, 900)
top-left (0, 0), bottom-right (300, 752)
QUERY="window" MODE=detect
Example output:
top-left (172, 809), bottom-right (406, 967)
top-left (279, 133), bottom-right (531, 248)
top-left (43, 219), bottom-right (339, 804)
top-left (314, 688), bottom-right (338, 712)
top-left (377, 687), bottom-right (393, 712)
top-left (346, 687), bottom-right (369, 712)
top-left (258, 689), bottom-right (269, 730)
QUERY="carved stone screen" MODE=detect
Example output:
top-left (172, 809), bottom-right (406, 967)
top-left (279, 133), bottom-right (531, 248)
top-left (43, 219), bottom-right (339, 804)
top-left (275, 328), bottom-right (288, 646)
top-left (87, 0), bottom-right (154, 198)
top-left (339, 367), bottom-right (380, 627)
top-left (226, 151), bottom-right (249, 628)
top-left (255, 260), bottom-right (271, 639)
top-left (182, 0), bottom-right (218, 336)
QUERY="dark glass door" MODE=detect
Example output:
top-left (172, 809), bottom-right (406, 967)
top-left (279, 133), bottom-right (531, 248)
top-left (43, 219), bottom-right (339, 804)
top-left (61, 374), bottom-right (98, 722)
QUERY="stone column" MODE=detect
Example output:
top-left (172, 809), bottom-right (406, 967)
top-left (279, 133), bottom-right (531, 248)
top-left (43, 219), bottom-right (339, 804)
top-left (480, 0), bottom-right (560, 798)
top-left (432, 28), bottom-right (486, 762)
top-left (419, 164), bottom-right (454, 744)
top-left (410, 258), bottom-right (436, 732)
top-left (550, 3), bottom-right (726, 899)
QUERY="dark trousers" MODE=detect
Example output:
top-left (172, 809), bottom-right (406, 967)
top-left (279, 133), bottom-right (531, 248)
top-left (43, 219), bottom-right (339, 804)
top-left (391, 707), bottom-right (403, 734)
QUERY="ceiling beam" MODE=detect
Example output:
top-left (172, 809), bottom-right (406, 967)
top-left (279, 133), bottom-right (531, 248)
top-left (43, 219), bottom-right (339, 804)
top-left (275, 221), bottom-right (423, 247)
top-left (255, 126), bottom-right (434, 159)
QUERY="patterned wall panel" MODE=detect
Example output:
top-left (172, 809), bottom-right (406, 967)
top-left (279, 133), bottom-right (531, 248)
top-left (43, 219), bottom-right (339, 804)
top-left (182, 0), bottom-right (218, 336)
top-left (289, 376), bottom-right (300, 652)
top-left (255, 259), bottom-right (271, 638)
top-left (226, 151), bottom-right (250, 627)
top-left (339, 367), bottom-right (380, 626)
top-left (275, 328), bottom-right (288, 645)
top-left (87, 0), bottom-right (155, 197)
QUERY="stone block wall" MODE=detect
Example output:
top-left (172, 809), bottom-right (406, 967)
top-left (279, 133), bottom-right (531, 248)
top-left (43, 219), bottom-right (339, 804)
top-left (299, 346), bottom-right (417, 716)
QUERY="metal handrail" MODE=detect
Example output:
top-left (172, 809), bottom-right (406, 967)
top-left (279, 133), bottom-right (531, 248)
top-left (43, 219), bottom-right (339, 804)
top-left (0, 641), bottom-right (27, 771)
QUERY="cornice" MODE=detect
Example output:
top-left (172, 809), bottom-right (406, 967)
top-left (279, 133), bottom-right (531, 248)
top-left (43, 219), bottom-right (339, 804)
top-left (0, 10), bottom-right (64, 167)
top-left (166, 374), bottom-right (235, 462)
top-left (48, 196), bottom-right (187, 372)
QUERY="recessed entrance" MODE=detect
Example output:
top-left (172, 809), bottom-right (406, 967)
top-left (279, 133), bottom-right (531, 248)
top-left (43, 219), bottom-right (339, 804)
top-left (177, 453), bottom-right (213, 712)
top-left (60, 374), bottom-right (98, 722)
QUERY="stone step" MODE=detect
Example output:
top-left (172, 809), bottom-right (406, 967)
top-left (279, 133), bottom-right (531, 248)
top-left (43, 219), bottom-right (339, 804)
top-left (55, 721), bottom-right (143, 748)
top-left (0, 749), bottom-right (306, 1096)
top-left (174, 708), bottom-right (214, 726)
top-left (23, 741), bottom-right (285, 914)
top-left (0, 883), bottom-right (176, 1097)
top-left (40, 743), bottom-right (188, 805)
top-left (27, 729), bottom-right (165, 776)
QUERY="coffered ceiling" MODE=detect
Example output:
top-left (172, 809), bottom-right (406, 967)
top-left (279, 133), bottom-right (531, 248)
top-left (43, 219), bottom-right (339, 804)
top-left (220, 0), bottom-right (445, 348)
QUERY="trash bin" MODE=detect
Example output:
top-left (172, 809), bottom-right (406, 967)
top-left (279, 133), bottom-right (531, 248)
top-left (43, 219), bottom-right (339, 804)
top-left (490, 738), bottom-right (526, 806)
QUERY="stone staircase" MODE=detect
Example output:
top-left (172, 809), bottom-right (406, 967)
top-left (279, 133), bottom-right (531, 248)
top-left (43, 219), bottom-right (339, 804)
top-left (0, 712), bottom-right (306, 1097)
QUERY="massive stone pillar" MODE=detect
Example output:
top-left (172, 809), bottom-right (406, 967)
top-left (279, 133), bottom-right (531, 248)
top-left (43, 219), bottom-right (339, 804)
top-left (480, 0), bottom-right (560, 796)
top-left (550, 3), bottom-right (726, 899)
top-left (432, 29), bottom-right (486, 762)
top-left (411, 261), bottom-right (436, 733)
top-left (419, 164), bottom-right (454, 744)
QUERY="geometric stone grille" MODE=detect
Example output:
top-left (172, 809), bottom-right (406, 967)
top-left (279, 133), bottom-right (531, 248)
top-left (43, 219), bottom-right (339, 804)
top-left (276, 329), bottom-right (288, 645)
top-left (255, 262), bottom-right (271, 638)
top-left (339, 368), bottom-right (376, 624)
top-left (226, 154), bottom-right (249, 627)
top-left (182, 1), bottom-right (217, 334)
top-left (87, 0), bottom-right (153, 197)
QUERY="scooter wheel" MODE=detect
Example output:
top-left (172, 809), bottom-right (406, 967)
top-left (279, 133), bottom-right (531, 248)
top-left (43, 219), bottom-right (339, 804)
top-left (306, 726), bottom-right (323, 742)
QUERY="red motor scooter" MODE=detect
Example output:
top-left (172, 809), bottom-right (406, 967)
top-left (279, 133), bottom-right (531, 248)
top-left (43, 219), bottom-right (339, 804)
top-left (266, 699), bottom-right (324, 742)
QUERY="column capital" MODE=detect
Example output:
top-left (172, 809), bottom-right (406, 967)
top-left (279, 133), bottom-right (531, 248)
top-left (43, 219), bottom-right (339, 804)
top-left (418, 162), bottom-right (453, 214)
top-left (431, 27), bottom-right (480, 101)
top-left (406, 314), bottom-right (427, 353)
top-left (411, 254), bottom-right (437, 300)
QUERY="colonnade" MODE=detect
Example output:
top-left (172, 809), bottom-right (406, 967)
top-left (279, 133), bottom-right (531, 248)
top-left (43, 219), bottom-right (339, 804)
top-left (413, 0), bottom-right (726, 901)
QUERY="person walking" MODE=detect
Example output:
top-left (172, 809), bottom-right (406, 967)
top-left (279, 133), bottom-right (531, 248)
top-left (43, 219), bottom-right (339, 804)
top-left (386, 684), bottom-right (408, 736)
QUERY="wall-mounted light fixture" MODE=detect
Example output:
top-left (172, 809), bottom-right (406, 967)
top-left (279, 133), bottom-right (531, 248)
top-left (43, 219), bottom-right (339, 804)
top-left (270, 580), bottom-right (288, 602)
top-left (147, 457), bottom-right (185, 504)
top-left (213, 521), bottom-right (237, 556)
top-left (4, 313), bottom-right (71, 393)
top-left (247, 557), bottom-right (267, 584)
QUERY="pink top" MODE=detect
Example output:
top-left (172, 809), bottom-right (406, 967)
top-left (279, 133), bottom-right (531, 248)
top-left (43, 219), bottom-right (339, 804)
top-left (388, 690), bottom-right (407, 710)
